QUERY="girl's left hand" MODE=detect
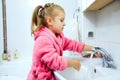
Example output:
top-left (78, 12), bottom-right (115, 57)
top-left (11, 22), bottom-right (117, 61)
top-left (93, 52), bottom-right (101, 58)
top-left (82, 52), bottom-right (101, 58)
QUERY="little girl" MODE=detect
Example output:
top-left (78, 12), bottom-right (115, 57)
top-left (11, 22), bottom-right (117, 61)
top-left (27, 3), bottom-right (100, 80)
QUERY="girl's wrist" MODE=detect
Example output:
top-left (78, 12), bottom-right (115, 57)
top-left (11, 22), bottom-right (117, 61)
top-left (67, 60), bottom-right (72, 67)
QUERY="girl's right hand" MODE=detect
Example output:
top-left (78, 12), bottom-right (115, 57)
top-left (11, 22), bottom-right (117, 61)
top-left (68, 59), bottom-right (81, 71)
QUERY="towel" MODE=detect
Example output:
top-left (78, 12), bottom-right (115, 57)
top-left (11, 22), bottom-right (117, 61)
top-left (92, 47), bottom-right (116, 69)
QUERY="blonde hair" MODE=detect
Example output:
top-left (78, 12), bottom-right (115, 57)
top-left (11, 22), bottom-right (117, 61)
top-left (31, 3), bottom-right (64, 35)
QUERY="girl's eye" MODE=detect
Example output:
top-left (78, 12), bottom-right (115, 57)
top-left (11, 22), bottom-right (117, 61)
top-left (60, 19), bottom-right (64, 22)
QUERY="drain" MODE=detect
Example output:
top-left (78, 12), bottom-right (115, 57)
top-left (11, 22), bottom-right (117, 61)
top-left (94, 68), bottom-right (96, 73)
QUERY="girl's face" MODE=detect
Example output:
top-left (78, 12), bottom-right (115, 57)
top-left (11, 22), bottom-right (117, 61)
top-left (48, 11), bottom-right (66, 34)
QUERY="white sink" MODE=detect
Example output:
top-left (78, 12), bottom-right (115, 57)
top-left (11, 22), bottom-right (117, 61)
top-left (54, 57), bottom-right (120, 80)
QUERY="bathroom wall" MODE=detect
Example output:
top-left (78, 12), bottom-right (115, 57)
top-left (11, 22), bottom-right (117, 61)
top-left (81, 0), bottom-right (120, 70)
top-left (6, 0), bottom-right (34, 57)
top-left (0, 0), bottom-right (78, 57)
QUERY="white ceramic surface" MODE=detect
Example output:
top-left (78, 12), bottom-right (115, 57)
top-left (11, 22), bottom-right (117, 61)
top-left (54, 56), bottom-right (120, 80)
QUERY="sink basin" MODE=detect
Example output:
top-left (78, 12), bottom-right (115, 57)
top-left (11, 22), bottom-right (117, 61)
top-left (54, 57), bottom-right (120, 80)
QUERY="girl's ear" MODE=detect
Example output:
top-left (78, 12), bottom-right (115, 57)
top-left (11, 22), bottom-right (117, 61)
top-left (46, 17), bottom-right (53, 26)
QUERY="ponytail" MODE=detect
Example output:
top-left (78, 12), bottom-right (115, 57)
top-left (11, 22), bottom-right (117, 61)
top-left (31, 5), bottom-right (44, 35)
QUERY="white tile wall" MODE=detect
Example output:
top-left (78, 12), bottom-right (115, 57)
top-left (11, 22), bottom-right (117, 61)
top-left (81, 0), bottom-right (120, 69)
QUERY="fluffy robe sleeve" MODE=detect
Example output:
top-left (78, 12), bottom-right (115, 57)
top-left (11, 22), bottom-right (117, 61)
top-left (63, 37), bottom-right (85, 53)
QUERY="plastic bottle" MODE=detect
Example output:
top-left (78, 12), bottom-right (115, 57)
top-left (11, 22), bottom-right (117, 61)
top-left (2, 50), bottom-right (7, 60)
top-left (7, 50), bottom-right (11, 61)
top-left (14, 49), bottom-right (19, 59)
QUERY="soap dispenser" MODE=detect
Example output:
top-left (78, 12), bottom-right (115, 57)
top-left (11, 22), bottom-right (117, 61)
top-left (2, 50), bottom-right (7, 60)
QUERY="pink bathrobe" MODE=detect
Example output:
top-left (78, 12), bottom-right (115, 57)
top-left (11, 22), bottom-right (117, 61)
top-left (27, 27), bottom-right (84, 80)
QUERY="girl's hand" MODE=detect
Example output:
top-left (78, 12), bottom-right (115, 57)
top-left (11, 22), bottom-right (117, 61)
top-left (93, 52), bottom-right (101, 58)
top-left (82, 52), bottom-right (101, 58)
top-left (68, 59), bottom-right (81, 71)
